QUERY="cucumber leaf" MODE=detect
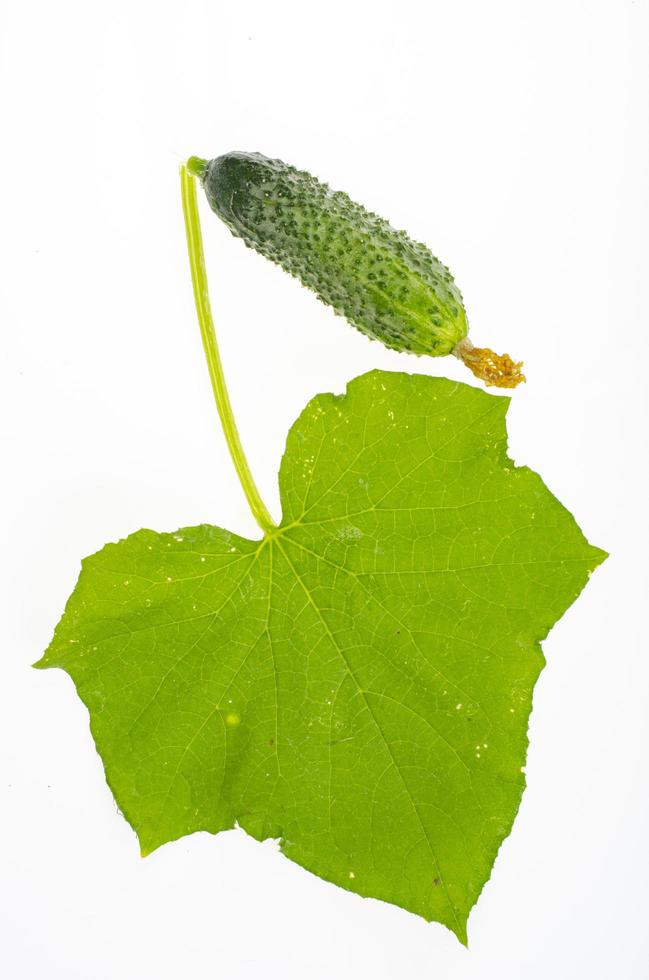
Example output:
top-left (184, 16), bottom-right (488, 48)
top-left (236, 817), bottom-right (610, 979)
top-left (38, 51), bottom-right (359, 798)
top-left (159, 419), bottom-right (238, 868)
top-left (36, 370), bottom-right (605, 942)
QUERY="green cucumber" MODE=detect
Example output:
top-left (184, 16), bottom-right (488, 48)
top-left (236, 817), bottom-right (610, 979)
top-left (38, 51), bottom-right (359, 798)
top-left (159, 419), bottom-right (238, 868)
top-left (187, 152), bottom-right (523, 388)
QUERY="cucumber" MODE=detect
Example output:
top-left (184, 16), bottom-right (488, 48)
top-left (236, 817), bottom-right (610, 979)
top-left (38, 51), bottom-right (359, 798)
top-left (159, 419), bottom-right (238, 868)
top-left (187, 152), bottom-right (523, 388)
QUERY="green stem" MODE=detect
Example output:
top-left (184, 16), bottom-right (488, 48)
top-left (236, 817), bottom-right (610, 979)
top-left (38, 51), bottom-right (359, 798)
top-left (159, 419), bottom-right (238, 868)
top-left (180, 163), bottom-right (277, 534)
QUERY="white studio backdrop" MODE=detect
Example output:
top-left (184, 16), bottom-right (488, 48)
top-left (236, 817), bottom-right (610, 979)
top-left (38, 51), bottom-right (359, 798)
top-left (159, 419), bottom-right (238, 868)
top-left (1, 1), bottom-right (647, 977)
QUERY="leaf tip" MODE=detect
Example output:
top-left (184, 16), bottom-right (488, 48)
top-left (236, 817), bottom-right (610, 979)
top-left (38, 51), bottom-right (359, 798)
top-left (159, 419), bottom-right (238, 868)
top-left (584, 544), bottom-right (608, 580)
top-left (138, 834), bottom-right (158, 859)
top-left (447, 915), bottom-right (469, 947)
top-left (592, 545), bottom-right (609, 566)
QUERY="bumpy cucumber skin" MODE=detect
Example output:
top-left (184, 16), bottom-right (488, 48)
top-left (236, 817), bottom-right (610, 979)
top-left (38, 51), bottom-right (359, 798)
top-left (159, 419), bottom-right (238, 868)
top-left (199, 152), bottom-right (468, 357)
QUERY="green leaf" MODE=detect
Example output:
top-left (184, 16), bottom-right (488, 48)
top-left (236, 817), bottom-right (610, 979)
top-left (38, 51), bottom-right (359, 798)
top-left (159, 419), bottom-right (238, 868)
top-left (36, 370), bottom-right (605, 942)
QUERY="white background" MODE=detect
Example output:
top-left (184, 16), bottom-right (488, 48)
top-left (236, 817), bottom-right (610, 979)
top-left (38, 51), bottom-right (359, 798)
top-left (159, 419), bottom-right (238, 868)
top-left (1, 1), bottom-right (648, 976)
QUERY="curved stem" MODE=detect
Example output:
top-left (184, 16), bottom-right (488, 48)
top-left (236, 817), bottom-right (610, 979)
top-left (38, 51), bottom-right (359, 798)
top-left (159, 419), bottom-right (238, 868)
top-left (180, 163), bottom-right (277, 534)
